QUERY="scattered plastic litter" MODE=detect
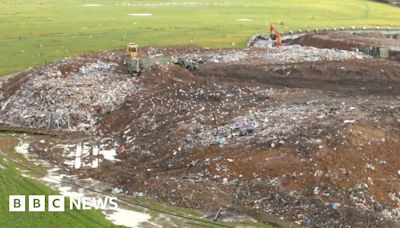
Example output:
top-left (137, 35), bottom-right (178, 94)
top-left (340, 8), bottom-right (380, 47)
top-left (184, 45), bottom-right (367, 64)
top-left (79, 61), bottom-right (117, 74)
top-left (112, 187), bottom-right (124, 194)
top-left (0, 60), bottom-right (140, 132)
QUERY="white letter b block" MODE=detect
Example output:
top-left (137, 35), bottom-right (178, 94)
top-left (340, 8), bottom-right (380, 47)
top-left (9, 195), bottom-right (25, 212)
top-left (29, 195), bottom-right (45, 212)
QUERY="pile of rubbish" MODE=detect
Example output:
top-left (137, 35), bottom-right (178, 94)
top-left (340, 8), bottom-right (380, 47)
top-left (190, 102), bottom-right (340, 147)
top-left (0, 61), bottom-right (140, 131)
top-left (258, 45), bottom-right (367, 63)
top-left (183, 45), bottom-right (367, 64)
top-left (79, 61), bottom-right (118, 74)
top-left (1, 44), bottom-right (400, 227)
top-left (107, 83), bottom-right (288, 157)
top-left (191, 50), bottom-right (248, 63)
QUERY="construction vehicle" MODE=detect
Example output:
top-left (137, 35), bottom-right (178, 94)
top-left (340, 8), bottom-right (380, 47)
top-left (175, 57), bottom-right (198, 70)
top-left (124, 42), bottom-right (199, 74)
top-left (124, 43), bottom-right (143, 76)
top-left (269, 24), bottom-right (282, 47)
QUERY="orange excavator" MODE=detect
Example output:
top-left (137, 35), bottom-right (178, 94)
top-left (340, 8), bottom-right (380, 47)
top-left (269, 24), bottom-right (282, 47)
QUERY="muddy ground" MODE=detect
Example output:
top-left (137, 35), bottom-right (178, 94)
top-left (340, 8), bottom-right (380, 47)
top-left (1, 33), bottom-right (400, 227)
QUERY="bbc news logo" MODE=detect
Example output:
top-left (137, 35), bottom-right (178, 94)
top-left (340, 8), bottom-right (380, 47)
top-left (9, 195), bottom-right (118, 212)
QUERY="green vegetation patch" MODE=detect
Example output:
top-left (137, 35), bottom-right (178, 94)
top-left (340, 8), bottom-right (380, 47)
top-left (0, 0), bottom-right (400, 75)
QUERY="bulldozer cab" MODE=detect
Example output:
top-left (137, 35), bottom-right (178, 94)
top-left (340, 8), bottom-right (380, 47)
top-left (127, 43), bottom-right (140, 58)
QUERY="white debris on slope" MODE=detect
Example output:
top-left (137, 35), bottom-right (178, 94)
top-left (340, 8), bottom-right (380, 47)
top-left (184, 45), bottom-right (367, 64)
top-left (74, 143), bottom-right (83, 169)
top-left (105, 208), bottom-right (151, 227)
top-left (189, 102), bottom-right (339, 147)
top-left (260, 45), bottom-right (367, 63)
top-left (62, 143), bottom-right (119, 169)
top-left (15, 141), bottom-right (30, 155)
top-left (92, 146), bottom-right (99, 168)
top-left (185, 50), bottom-right (248, 63)
top-left (99, 148), bottom-right (117, 161)
top-left (79, 61), bottom-right (117, 74)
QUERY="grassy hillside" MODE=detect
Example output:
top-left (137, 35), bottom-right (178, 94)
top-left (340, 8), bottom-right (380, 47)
top-left (0, 0), bottom-right (399, 74)
top-left (0, 136), bottom-right (120, 228)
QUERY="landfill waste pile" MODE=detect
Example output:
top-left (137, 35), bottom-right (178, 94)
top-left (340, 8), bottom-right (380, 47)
top-left (182, 45), bottom-right (367, 64)
top-left (0, 60), bottom-right (140, 131)
top-left (1, 37), bottom-right (400, 227)
top-left (191, 102), bottom-right (342, 148)
top-left (258, 45), bottom-right (367, 63)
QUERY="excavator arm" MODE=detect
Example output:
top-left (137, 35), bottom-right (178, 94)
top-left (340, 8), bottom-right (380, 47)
top-left (269, 24), bottom-right (282, 47)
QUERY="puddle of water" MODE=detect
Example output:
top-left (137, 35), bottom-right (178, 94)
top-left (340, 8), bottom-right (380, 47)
top-left (105, 207), bottom-right (151, 227)
top-left (63, 143), bottom-right (118, 169)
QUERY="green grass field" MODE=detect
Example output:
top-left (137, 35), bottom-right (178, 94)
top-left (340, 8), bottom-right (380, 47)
top-left (0, 136), bottom-right (120, 228)
top-left (0, 0), bottom-right (400, 75)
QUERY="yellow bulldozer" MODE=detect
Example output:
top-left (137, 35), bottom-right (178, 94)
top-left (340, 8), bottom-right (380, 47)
top-left (123, 42), bottom-right (198, 76)
top-left (127, 42), bottom-right (140, 58)
top-left (124, 43), bottom-right (143, 75)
